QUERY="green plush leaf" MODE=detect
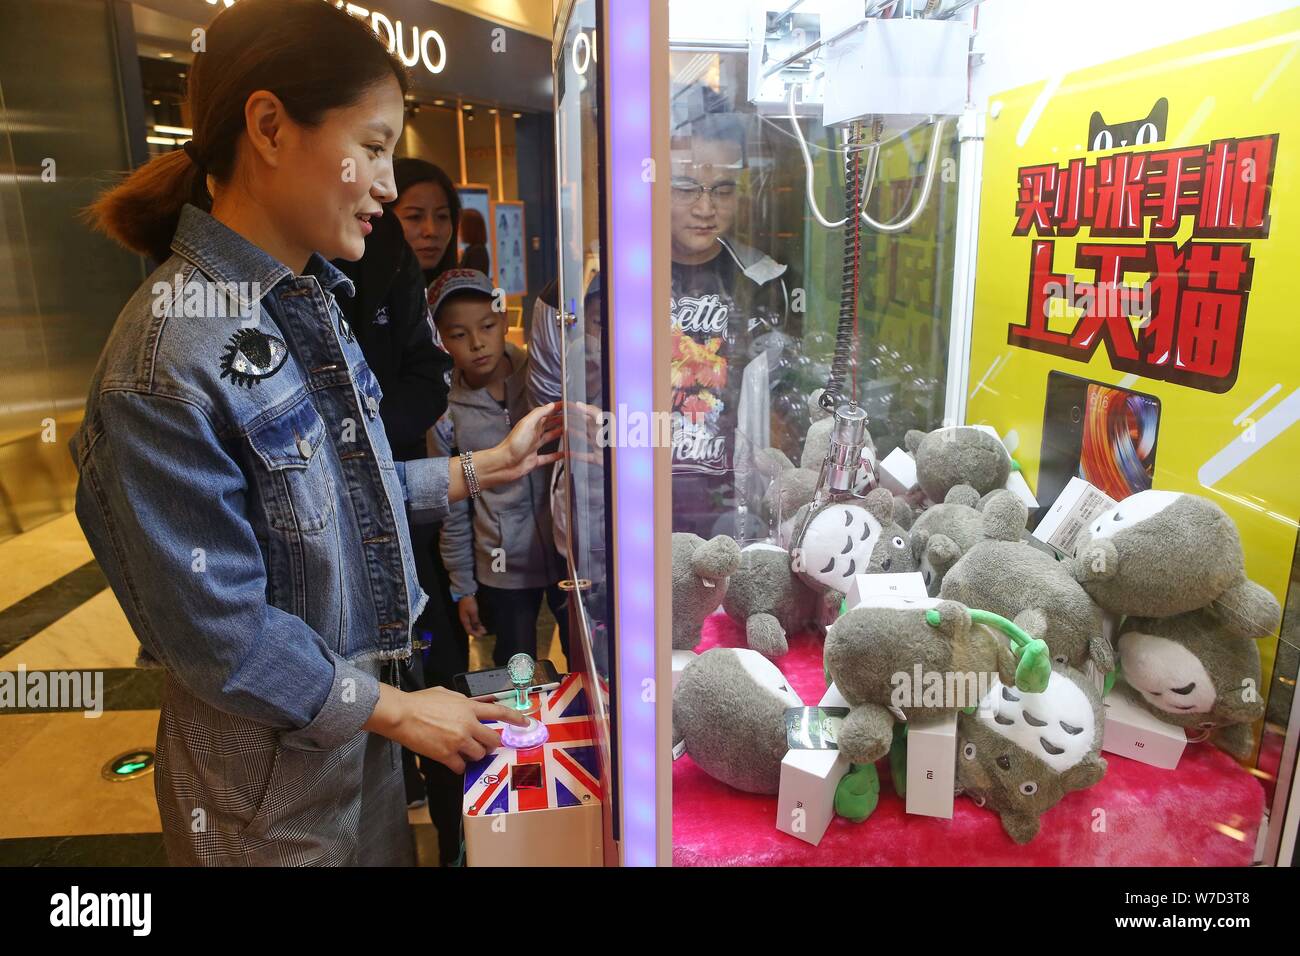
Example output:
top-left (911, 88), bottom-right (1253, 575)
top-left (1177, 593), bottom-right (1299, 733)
top-left (1103, 656), bottom-right (1121, 697)
top-left (834, 763), bottom-right (880, 823)
top-left (1015, 638), bottom-right (1052, 694)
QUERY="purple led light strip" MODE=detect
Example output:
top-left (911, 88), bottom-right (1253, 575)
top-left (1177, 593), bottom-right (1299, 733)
top-left (607, 0), bottom-right (656, 866)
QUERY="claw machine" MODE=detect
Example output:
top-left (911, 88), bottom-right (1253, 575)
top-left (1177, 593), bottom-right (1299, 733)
top-left (647, 0), bottom-right (1300, 867)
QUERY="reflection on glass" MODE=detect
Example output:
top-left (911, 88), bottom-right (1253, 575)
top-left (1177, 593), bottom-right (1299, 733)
top-left (668, 47), bottom-right (958, 545)
top-left (1259, 531), bottom-right (1300, 817)
top-left (554, 0), bottom-right (615, 818)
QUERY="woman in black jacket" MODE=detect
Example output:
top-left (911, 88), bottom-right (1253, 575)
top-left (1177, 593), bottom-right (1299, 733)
top-left (335, 199), bottom-right (451, 458)
top-left (391, 157), bottom-right (461, 286)
top-left (334, 159), bottom-right (470, 865)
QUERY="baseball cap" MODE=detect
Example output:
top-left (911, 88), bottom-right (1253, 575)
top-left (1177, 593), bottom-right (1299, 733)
top-left (427, 268), bottom-right (495, 321)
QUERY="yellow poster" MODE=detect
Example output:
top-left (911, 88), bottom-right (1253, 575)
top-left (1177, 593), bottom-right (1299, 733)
top-left (968, 10), bottom-right (1300, 696)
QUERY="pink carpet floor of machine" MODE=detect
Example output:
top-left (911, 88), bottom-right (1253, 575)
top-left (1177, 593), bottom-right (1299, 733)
top-left (672, 613), bottom-right (1265, 867)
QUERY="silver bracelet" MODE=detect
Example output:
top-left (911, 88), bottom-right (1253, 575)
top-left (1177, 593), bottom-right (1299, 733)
top-left (461, 451), bottom-right (482, 499)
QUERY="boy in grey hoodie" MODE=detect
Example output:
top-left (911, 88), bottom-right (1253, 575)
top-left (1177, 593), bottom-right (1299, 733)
top-left (428, 270), bottom-right (569, 666)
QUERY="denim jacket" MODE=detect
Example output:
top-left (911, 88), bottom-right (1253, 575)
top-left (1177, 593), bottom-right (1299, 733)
top-left (70, 204), bottom-right (451, 753)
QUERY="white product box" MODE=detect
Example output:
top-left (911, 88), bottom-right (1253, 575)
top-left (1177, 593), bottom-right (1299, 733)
top-left (776, 684), bottom-right (851, 847)
top-left (845, 572), bottom-right (929, 610)
top-left (905, 713), bottom-right (957, 819)
top-left (671, 650), bottom-right (697, 693)
top-left (1101, 680), bottom-right (1187, 770)
top-left (1033, 477), bottom-right (1118, 557)
top-left (877, 447), bottom-right (919, 496)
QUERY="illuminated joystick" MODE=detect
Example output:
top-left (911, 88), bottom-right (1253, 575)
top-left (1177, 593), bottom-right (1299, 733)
top-left (500, 653), bottom-right (549, 749)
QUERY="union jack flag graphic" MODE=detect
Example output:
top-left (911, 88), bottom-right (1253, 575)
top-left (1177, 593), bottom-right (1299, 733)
top-left (463, 673), bottom-right (602, 815)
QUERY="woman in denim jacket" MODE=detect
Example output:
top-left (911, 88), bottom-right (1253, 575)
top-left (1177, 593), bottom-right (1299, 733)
top-left (75, 0), bottom-right (559, 865)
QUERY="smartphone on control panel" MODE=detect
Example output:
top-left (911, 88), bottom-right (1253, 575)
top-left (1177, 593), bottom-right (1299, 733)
top-left (453, 660), bottom-right (562, 701)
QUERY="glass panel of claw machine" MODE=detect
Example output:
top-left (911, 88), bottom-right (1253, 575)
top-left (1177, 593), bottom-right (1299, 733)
top-left (667, 0), bottom-right (967, 861)
top-left (670, 1), bottom-right (1300, 869)
top-left (668, 0), bottom-right (964, 551)
top-left (554, 0), bottom-right (619, 860)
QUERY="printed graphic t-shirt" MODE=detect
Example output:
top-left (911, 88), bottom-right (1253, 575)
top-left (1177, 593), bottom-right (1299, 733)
top-left (670, 247), bottom-right (788, 538)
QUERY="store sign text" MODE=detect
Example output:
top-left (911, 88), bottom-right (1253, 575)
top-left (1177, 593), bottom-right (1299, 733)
top-left (572, 29), bottom-right (597, 75)
top-left (205, 0), bottom-right (446, 76)
top-left (1008, 133), bottom-right (1277, 393)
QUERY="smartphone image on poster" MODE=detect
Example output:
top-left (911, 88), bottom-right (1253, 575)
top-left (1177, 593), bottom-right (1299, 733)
top-left (1038, 371), bottom-right (1160, 512)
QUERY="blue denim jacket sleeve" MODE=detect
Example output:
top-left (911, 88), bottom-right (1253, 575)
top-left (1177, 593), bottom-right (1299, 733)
top-left (79, 389), bottom-right (380, 752)
top-left (394, 457), bottom-right (451, 524)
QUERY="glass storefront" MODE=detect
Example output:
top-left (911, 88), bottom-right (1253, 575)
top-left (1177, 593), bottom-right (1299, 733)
top-left (0, 0), bottom-right (558, 542)
top-left (0, 0), bottom-right (145, 543)
top-left (666, 29), bottom-right (960, 543)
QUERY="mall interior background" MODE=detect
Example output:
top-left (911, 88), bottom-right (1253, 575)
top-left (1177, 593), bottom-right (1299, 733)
top-left (0, 0), bottom-right (557, 545)
top-left (0, 0), bottom-right (558, 865)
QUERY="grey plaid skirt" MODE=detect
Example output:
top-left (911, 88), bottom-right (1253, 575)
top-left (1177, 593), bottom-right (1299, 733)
top-left (153, 660), bottom-right (416, 866)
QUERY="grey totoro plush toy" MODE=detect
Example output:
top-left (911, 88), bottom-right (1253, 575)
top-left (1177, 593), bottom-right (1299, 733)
top-left (672, 647), bottom-right (802, 794)
top-left (909, 484), bottom-right (990, 596)
top-left (941, 491), bottom-right (1112, 673)
top-left (672, 533), bottom-right (741, 651)
top-left (789, 487), bottom-right (918, 596)
top-left (1071, 490), bottom-right (1280, 636)
top-left (722, 544), bottom-right (825, 658)
top-left (905, 425), bottom-right (1013, 503)
top-left (1117, 602), bottom-right (1280, 759)
top-left (824, 598), bottom-right (1019, 766)
top-left (956, 662), bottom-right (1107, 844)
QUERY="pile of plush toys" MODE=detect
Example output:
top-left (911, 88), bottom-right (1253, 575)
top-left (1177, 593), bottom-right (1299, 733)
top-left (672, 419), bottom-right (1281, 845)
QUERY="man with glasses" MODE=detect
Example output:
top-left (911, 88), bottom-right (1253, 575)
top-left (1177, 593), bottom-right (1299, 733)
top-left (670, 109), bottom-right (791, 540)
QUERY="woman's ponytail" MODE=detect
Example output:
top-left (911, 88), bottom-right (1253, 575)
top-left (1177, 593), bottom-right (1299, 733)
top-left (85, 148), bottom-right (208, 264)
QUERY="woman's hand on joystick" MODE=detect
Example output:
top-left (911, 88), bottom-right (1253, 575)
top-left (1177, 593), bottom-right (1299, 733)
top-left (365, 684), bottom-right (527, 773)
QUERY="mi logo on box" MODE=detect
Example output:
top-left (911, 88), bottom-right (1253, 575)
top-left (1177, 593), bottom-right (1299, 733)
top-left (1101, 681), bottom-right (1186, 770)
top-left (905, 714), bottom-right (956, 819)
